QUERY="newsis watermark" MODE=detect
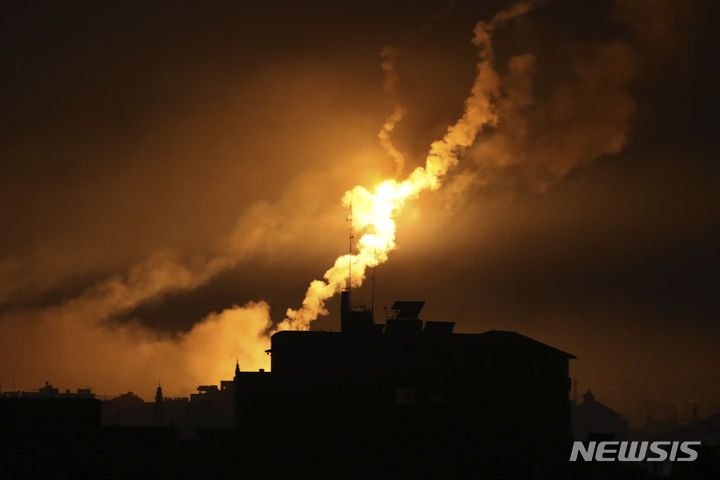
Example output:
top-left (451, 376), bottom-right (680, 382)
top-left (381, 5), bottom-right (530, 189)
top-left (569, 441), bottom-right (701, 462)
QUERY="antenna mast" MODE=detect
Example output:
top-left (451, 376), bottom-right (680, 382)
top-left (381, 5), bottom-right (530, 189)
top-left (370, 249), bottom-right (377, 318)
top-left (346, 202), bottom-right (353, 291)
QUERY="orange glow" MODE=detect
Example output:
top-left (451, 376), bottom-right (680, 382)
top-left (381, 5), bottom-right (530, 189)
top-left (275, 2), bottom-right (537, 331)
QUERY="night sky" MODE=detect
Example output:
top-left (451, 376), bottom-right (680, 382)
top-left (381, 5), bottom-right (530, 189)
top-left (1, 0), bottom-right (718, 420)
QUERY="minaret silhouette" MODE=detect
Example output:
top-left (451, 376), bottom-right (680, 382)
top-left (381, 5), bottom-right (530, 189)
top-left (234, 359), bottom-right (241, 380)
top-left (154, 383), bottom-right (165, 426)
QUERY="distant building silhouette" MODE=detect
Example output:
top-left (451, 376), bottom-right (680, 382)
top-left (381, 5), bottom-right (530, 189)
top-left (0, 382), bottom-right (102, 478)
top-left (102, 379), bottom-right (235, 436)
top-left (0, 381), bottom-right (95, 400)
top-left (572, 390), bottom-right (629, 441)
top-left (186, 379), bottom-right (235, 431)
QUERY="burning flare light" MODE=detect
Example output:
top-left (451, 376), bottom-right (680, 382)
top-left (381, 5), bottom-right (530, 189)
top-left (278, 1), bottom-right (534, 331)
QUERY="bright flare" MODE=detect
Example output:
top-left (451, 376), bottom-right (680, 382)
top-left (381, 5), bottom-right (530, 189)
top-left (277, 1), bottom-right (535, 332)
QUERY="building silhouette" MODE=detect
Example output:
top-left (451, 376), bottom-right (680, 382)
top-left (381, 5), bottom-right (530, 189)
top-left (572, 390), bottom-right (629, 441)
top-left (234, 293), bottom-right (576, 477)
top-left (3, 297), bottom-right (715, 478)
top-left (0, 381), bottom-right (95, 400)
top-left (101, 379), bottom-right (236, 436)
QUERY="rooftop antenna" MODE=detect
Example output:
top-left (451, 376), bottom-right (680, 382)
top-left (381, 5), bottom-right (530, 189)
top-left (370, 248), bottom-right (377, 319)
top-left (346, 202), bottom-right (353, 292)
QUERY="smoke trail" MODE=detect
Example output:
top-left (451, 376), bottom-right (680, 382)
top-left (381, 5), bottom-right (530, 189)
top-left (377, 46), bottom-right (407, 177)
top-left (444, 0), bottom-right (663, 198)
top-left (0, 296), bottom-right (271, 399)
top-left (279, 2), bottom-right (535, 331)
top-left (0, 193), bottom-right (325, 397)
top-left (0, 246), bottom-right (275, 398)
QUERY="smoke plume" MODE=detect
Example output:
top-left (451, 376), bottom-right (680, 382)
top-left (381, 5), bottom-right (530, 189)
top-left (378, 46), bottom-right (407, 177)
top-left (279, 1), bottom-right (536, 331)
top-left (443, 0), bottom-right (683, 198)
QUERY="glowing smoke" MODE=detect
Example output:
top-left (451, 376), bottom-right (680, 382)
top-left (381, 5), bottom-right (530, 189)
top-left (279, 2), bottom-right (536, 331)
top-left (378, 46), bottom-right (407, 177)
top-left (0, 250), bottom-right (272, 398)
